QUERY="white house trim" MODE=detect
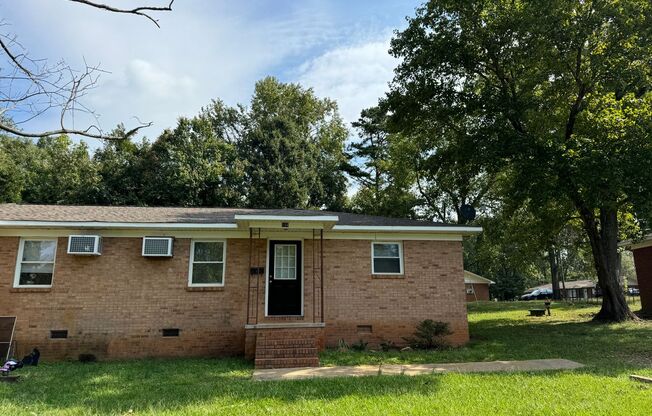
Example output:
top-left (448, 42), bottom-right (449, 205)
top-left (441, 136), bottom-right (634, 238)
top-left (332, 225), bottom-right (482, 234)
top-left (234, 215), bottom-right (339, 222)
top-left (0, 221), bottom-right (239, 230)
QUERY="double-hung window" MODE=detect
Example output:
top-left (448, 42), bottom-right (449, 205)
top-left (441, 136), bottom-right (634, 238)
top-left (14, 238), bottom-right (57, 287)
top-left (371, 242), bottom-right (403, 275)
top-left (188, 240), bottom-right (226, 287)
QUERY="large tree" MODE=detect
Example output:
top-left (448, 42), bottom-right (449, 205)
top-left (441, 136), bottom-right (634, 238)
top-left (386, 0), bottom-right (652, 321)
top-left (240, 77), bottom-right (349, 210)
top-left (348, 107), bottom-right (418, 218)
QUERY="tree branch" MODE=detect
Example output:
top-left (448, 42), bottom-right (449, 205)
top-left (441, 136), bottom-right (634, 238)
top-left (69, 0), bottom-right (174, 28)
top-left (0, 120), bottom-right (152, 140)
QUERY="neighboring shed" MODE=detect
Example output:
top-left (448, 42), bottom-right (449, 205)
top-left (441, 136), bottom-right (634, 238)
top-left (627, 236), bottom-right (652, 316)
top-left (464, 271), bottom-right (494, 302)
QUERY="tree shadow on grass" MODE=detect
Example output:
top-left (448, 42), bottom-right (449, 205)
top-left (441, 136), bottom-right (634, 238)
top-left (322, 316), bottom-right (652, 374)
top-left (0, 357), bottom-right (444, 415)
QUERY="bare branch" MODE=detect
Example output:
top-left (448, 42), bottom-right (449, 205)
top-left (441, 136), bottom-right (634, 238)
top-left (0, 2), bottom-right (174, 140)
top-left (69, 0), bottom-right (174, 28)
top-left (0, 119), bottom-right (153, 140)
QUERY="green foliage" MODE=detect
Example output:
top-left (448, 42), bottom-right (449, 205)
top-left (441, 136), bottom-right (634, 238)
top-left (402, 319), bottom-right (452, 350)
top-left (0, 135), bottom-right (100, 204)
top-left (240, 77), bottom-right (348, 210)
top-left (0, 143), bottom-right (22, 203)
top-left (385, 0), bottom-right (652, 320)
top-left (1, 303), bottom-right (650, 415)
top-left (350, 339), bottom-right (369, 352)
top-left (0, 78), bottom-right (349, 210)
top-left (142, 115), bottom-right (245, 207)
top-left (379, 340), bottom-right (396, 352)
top-left (347, 108), bottom-right (421, 218)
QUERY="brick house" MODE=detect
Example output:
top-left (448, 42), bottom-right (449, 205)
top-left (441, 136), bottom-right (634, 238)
top-left (0, 204), bottom-right (481, 368)
top-left (628, 236), bottom-right (652, 316)
top-left (464, 271), bottom-right (494, 302)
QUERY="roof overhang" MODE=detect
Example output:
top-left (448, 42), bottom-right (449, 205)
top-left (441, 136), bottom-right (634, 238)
top-left (233, 214), bottom-right (339, 230)
top-left (620, 234), bottom-right (652, 250)
top-left (464, 270), bottom-right (495, 284)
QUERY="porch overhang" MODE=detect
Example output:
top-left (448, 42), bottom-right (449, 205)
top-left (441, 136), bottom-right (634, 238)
top-left (234, 214), bottom-right (339, 230)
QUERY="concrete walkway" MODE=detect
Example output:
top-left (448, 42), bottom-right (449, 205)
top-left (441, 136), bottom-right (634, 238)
top-left (252, 359), bottom-right (584, 381)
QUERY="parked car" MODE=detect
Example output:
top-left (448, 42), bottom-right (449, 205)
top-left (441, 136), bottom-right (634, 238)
top-left (520, 288), bottom-right (553, 301)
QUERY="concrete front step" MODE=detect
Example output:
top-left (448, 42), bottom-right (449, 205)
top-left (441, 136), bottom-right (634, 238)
top-left (255, 357), bottom-right (320, 369)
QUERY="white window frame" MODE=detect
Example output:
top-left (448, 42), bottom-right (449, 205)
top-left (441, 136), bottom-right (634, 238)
top-left (188, 239), bottom-right (227, 287)
top-left (14, 237), bottom-right (58, 288)
top-left (371, 241), bottom-right (404, 275)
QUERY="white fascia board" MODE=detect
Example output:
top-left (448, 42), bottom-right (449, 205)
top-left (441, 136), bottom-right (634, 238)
top-left (0, 221), bottom-right (239, 230)
top-left (620, 234), bottom-right (652, 250)
top-left (234, 215), bottom-right (339, 222)
top-left (332, 225), bottom-right (483, 234)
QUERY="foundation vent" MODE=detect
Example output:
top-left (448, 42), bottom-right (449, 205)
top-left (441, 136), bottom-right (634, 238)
top-left (162, 328), bottom-right (180, 337)
top-left (357, 325), bottom-right (373, 334)
top-left (50, 330), bottom-right (68, 339)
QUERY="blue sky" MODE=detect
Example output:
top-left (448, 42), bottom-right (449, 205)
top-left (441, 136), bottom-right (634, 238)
top-left (1, 0), bottom-right (420, 147)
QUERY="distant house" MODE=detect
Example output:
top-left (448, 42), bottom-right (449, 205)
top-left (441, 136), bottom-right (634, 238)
top-left (527, 280), bottom-right (597, 300)
top-left (464, 271), bottom-right (494, 302)
top-left (0, 204), bottom-right (482, 368)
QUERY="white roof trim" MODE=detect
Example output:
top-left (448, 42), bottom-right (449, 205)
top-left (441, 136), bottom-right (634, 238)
top-left (464, 270), bottom-right (495, 284)
top-left (0, 221), bottom-right (239, 230)
top-left (233, 214), bottom-right (339, 222)
top-left (621, 234), bottom-right (652, 250)
top-left (332, 225), bottom-right (482, 234)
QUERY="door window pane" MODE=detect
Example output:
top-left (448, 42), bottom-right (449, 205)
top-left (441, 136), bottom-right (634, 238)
top-left (274, 244), bottom-right (297, 280)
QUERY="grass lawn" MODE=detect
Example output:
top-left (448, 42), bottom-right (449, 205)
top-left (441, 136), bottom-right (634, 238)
top-left (1, 301), bottom-right (650, 415)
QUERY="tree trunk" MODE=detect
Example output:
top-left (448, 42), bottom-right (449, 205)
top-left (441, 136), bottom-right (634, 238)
top-left (547, 244), bottom-right (562, 300)
top-left (577, 205), bottom-right (637, 321)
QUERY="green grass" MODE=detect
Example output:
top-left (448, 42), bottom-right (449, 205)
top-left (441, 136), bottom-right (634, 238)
top-left (1, 301), bottom-right (651, 415)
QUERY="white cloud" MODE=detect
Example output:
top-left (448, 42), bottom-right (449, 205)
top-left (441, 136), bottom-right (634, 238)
top-left (296, 36), bottom-right (397, 127)
top-left (0, 1), bottom-right (410, 149)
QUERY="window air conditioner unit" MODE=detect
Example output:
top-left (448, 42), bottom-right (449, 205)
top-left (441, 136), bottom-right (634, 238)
top-left (67, 235), bottom-right (102, 255)
top-left (142, 237), bottom-right (174, 257)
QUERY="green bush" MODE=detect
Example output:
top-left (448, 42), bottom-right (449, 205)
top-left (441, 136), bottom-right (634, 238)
top-left (403, 320), bottom-right (452, 350)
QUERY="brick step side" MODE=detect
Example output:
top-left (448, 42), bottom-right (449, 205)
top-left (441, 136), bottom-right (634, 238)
top-left (256, 339), bottom-right (316, 348)
top-left (255, 357), bottom-right (320, 369)
top-left (255, 347), bottom-right (318, 359)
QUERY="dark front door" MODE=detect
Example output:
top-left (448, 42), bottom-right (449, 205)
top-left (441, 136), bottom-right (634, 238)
top-left (267, 240), bottom-right (302, 316)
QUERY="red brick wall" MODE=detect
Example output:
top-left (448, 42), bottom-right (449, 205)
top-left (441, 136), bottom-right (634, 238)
top-left (633, 246), bottom-right (652, 315)
top-left (0, 236), bottom-right (469, 360)
top-left (322, 240), bottom-right (469, 347)
top-left (466, 283), bottom-right (490, 302)
top-left (0, 237), bottom-right (250, 360)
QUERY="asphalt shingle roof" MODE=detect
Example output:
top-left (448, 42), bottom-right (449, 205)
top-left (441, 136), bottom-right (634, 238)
top-left (0, 204), bottom-right (468, 228)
